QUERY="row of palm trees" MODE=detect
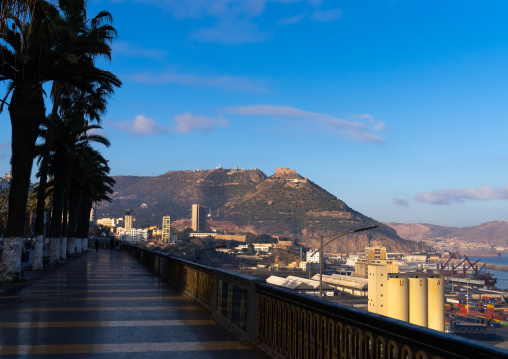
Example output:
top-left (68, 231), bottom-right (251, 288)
top-left (0, 0), bottom-right (121, 281)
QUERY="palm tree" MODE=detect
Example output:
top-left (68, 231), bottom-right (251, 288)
top-left (68, 144), bottom-right (114, 252)
top-left (47, 109), bottom-right (110, 261)
top-left (36, 1), bottom-right (119, 264)
top-left (0, 0), bottom-right (120, 280)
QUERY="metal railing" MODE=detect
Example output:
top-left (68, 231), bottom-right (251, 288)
top-left (124, 245), bottom-right (506, 359)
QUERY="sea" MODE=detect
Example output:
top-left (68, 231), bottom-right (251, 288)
top-left (469, 253), bottom-right (508, 290)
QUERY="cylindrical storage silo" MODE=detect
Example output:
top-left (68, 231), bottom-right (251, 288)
top-left (409, 277), bottom-right (428, 327)
top-left (427, 277), bottom-right (445, 331)
top-left (387, 277), bottom-right (409, 322)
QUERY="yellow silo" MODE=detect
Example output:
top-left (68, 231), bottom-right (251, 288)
top-left (387, 277), bottom-right (409, 321)
top-left (409, 277), bottom-right (428, 327)
top-left (427, 277), bottom-right (445, 332)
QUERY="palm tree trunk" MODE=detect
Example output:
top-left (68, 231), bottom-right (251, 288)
top-left (60, 167), bottom-right (70, 259)
top-left (1, 83), bottom-right (45, 282)
top-left (34, 122), bottom-right (55, 267)
top-left (68, 180), bottom-right (82, 255)
top-left (48, 152), bottom-right (66, 264)
top-left (77, 194), bottom-right (91, 249)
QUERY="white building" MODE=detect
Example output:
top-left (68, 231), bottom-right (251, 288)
top-left (118, 228), bottom-right (148, 244)
top-left (306, 249), bottom-right (320, 263)
top-left (96, 218), bottom-right (117, 227)
top-left (253, 244), bottom-right (272, 252)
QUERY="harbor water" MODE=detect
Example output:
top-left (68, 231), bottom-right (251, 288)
top-left (469, 253), bottom-right (508, 290)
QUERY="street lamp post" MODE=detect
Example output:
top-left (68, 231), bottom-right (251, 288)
top-left (311, 226), bottom-right (378, 298)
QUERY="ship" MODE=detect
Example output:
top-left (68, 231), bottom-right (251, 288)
top-left (427, 255), bottom-right (498, 288)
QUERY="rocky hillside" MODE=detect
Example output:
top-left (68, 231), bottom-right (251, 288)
top-left (385, 221), bottom-right (508, 247)
top-left (96, 167), bottom-right (419, 252)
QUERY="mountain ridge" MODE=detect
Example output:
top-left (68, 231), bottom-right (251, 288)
top-left (384, 221), bottom-right (508, 247)
top-left (96, 167), bottom-right (419, 252)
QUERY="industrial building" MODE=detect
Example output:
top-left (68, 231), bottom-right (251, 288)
top-left (355, 246), bottom-right (398, 278)
top-left (311, 274), bottom-right (368, 296)
top-left (266, 275), bottom-right (334, 296)
top-left (368, 268), bottom-right (444, 332)
top-left (188, 232), bottom-right (247, 242)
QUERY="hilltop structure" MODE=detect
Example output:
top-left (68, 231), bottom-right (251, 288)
top-left (0, 172), bottom-right (12, 191)
top-left (94, 167), bottom-right (420, 253)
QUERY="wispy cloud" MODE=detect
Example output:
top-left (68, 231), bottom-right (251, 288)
top-left (130, 71), bottom-right (269, 93)
top-left (172, 113), bottom-right (230, 133)
top-left (310, 9), bottom-right (343, 22)
top-left (111, 0), bottom-right (341, 44)
top-left (112, 41), bottom-right (167, 60)
top-left (393, 198), bottom-right (409, 207)
top-left (190, 19), bottom-right (271, 44)
top-left (415, 184), bottom-right (508, 205)
top-left (277, 13), bottom-right (307, 25)
top-left (0, 142), bottom-right (10, 159)
top-left (227, 105), bottom-right (385, 143)
top-left (113, 113), bottom-right (229, 137)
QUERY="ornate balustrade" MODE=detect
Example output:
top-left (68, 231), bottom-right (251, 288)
top-left (256, 283), bottom-right (505, 359)
top-left (124, 245), bottom-right (506, 359)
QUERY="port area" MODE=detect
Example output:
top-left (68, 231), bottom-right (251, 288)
top-left (444, 283), bottom-right (508, 347)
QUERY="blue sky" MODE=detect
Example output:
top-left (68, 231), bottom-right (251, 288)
top-left (2, 0), bottom-right (508, 228)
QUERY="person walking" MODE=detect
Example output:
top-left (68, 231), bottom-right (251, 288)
top-left (95, 239), bottom-right (99, 252)
top-left (109, 237), bottom-right (114, 251)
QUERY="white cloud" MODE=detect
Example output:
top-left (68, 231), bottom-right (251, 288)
top-left (114, 115), bottom-right (165, 137)
top-left (113, 113), bottom-right (229, 137)
top-left (310, 9), bottom-right (343, 22)
top-left (227, 105), bottom-right (385, 143)
top-left (172, 113), bottom-right (230, 133)
top-left (130, 71), bottom-right (269, 93)
top-left (110, 0), bottom-right (340, 44)
top-left (415, 184), bottom-right (508, 205)
top-left (393, 198), bottom-right (409, 207)
top-left (112, 41), bottom-right (167, 60)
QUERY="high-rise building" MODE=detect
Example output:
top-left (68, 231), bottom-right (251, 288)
top-left (162, 216), bottom-right (171, 244)
top-left (355, 246), bottom-right (396, 278)
top-left (125, 210), bottom-right (133, 231)
top-left (191, 204), bottom-right (207, 232)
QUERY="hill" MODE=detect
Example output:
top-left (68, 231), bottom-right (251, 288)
top-left (95, 167), bottom-right (419, 252)
top-left (385, 221), bottom-right (508, 247)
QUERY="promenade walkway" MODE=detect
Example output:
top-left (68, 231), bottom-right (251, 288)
top-left (0, 249), bottom-right (269, 359)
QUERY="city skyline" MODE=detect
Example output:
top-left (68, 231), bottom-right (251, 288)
top-left (1, 1), bottom-right (508, 227)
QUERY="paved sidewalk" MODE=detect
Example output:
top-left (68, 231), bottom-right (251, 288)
top-left (0, 250), bottom-right (269, 359)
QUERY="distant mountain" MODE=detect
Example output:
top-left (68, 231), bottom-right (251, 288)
top-left (384, 221), bottom-right (508, 247)
top-left (96, 167), bottom-right (419, 252)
